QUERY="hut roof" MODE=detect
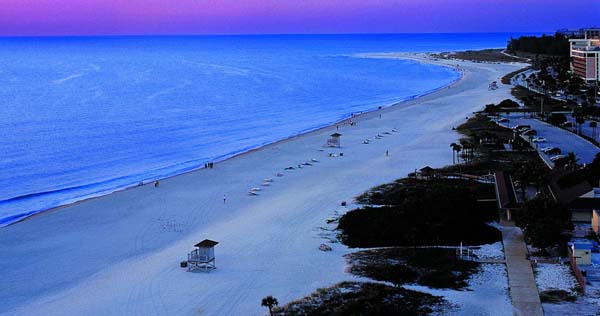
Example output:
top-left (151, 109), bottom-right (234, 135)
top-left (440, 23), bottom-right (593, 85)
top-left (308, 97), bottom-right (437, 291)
top-left (195, 239), bottom-right (219, 248)
top-left (420, 166), bottom-right (434, 173)
top-left (330, 133), bottom-right (342, 137)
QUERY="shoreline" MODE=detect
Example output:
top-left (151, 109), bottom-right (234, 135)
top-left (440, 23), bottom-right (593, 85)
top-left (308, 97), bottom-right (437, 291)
top-left (3, 52), bottom-right (465, 228)
top-left (0, 53), bottom-right (528, 316)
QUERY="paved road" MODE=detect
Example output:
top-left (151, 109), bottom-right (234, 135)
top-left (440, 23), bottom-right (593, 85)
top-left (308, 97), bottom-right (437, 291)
top-left (501, 115), bottom-right (600, 165)
top-left (501, 220), bottom-right (544, 316)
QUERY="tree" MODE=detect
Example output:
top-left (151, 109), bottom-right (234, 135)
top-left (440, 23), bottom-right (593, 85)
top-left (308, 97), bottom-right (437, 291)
top-left (459, 139), bottom-right (472, 163)
top-left (547, 113), bottom-right (567, 126)
top-left (513, 160), bottom-right (547, 199)
top-left (450, 143), bottom-right (462, 164)
top-left (514, 197), bottom-right (572, 254)
top-left (261, 296), bottom-right (279, 316)
top-left (567, 152), bottom-right (579, 170)
top-left (575, 116), bottom-right (585, 135)
top-left (498, 99), bottom-right (520, 108)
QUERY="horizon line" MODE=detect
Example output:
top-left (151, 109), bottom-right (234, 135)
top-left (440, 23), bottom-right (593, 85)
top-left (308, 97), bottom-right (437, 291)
top-left (0, 30), bottom-right (551, 39)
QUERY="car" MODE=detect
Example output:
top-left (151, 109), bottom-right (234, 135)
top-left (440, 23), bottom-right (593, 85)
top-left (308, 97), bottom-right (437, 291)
top-left (550, 155), bottom-right (567, 162)
top-left (498, 118), bottom-right (509, 123)
top-left (561, 122), bottom-right (573, 128)
top-left (513, 124), bottom-right (531, 131)
top-left (532, 137), bottom-right (546, 143)
top-left (522, 129), bottom-right (537, 136)
top-left (541, 147), bottom-right (561, 155)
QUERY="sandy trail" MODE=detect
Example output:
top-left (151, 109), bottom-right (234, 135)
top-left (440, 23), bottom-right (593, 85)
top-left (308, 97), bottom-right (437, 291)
top-left (0, 54), bottom-right (526, 316)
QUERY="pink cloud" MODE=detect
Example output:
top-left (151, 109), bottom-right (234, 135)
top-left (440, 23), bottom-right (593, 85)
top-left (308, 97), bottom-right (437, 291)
top-left (0, 0), bottom-right (597, 36)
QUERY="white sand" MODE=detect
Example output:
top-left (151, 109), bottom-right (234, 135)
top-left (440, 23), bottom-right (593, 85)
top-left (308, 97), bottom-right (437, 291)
top-left (0, 54), bottom-right (526, 316)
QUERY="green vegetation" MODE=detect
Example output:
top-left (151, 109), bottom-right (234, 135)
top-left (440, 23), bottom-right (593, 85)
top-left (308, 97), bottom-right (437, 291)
top-left (513, 159), bottom-right (548, 199)
top-left (557, 153), bottom-right (600, 189)
top-left (347, 248), bottom-right (479, 289)
top-left (509, 86), bottom-right (570, 114)
top-left (498, 99), bottom-right (520, 108)
top-left (273, 282), bottom-right (444, 316)
top-left (432, 49), bottom-right (524, 63)
top-left (547, 113), bottom-right (567, 126)
top-left (261, 296), bottom-right (279, 316)
top-left (452, 114), bottom-right (574, 254)
top-left (507, 33), bottom-right (570, 56)
top-left (483, 98), bottom-right (521, 116)
top-left (539, 289), bottom-right (577, 303)
top-left (513, 197), bottom-right (572, 254)
top-left (456, 113), bottom-right (536, 156)
top-left (505, 33), bottom-right (598, 110)
top-left (338, 178), bottom-right (500, 248)
top-left (501, 67), bottom-right (531, 85)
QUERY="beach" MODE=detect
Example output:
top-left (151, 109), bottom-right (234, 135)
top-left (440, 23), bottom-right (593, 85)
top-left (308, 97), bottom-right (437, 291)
top-left (0, 54), bottom-right (526, 316)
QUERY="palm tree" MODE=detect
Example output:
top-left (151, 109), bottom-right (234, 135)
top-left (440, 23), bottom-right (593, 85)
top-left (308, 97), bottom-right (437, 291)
top-left (590, 121), bottom-right (597, 141)
top-left (450, 143), bottom-right (462, 164)
top-left (576, 116), bottom-right (585, 135)
top-left (261, 296), bottom-right (278, 316)
top-left (459, 139), bottom-right (471, 163)
top-left (450, 143), bottom-right (456, 164)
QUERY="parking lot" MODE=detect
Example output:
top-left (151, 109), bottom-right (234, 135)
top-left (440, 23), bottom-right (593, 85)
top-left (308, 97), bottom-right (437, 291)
top-left (498, 115), bottom-right (600, 167)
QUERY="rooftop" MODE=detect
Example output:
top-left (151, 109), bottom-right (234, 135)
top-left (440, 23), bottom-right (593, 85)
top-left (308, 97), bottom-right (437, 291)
top-left (194, 239), bottom-right (219, 248)
top-left (494, 171), bottom-right (519, 210)
top-left (569, 242), bottom-right (594, 250)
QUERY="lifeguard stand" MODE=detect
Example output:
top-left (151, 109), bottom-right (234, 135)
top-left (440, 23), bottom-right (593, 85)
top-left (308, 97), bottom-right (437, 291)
top-left (187, 239), bottom-right (218, 271)
top-left (327, 133), bottom-right (342, 147)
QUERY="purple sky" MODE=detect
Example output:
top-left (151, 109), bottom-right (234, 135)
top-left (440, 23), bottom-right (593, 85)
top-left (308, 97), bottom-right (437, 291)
top-left (1, 0), bottom-right (598, 36)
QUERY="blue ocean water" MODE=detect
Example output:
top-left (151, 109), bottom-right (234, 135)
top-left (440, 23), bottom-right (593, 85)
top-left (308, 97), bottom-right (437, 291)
top-left (0, 33), bottom-right (526, 226)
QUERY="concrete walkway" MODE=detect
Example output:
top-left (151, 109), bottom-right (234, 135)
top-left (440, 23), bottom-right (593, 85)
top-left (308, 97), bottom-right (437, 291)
top-left (501, 220), bottom-right (544, 316)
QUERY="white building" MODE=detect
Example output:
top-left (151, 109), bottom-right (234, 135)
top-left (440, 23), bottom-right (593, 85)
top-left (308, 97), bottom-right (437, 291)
top-left (569, 28), bottom-right (600, 83)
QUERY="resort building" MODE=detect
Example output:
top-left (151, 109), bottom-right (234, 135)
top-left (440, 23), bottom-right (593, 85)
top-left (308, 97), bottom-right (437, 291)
top-left (569, 242), bottom-right (593, 265)
top-left (567, 187), bottom-right (600, 223)
top-left (569, 28), bottom-right (600, 83)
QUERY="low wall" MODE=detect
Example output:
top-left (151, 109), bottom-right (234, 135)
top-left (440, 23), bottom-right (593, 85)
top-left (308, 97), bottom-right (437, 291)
top-left (569, 249), bottom-right (587, 295)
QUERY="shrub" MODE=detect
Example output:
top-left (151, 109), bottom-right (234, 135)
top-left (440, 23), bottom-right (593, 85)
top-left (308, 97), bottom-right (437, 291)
top-left (274, 282), bottom-right (444, 316)
top-left (498, 99), bottom-right (520, 108)
top-left (539, 290), bottom-right (577, 303)
top-left (338, 179), bottom-right (501, 248)
top-left (547, 113), bottom-right (567, 126)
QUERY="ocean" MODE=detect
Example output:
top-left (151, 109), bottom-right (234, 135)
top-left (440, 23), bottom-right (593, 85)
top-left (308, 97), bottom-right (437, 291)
top-left (0, 33), bottom-right (527, 226)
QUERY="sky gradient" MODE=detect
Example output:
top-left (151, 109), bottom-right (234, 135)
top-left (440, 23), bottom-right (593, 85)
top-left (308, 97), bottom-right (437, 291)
top-left (1, 0), bottom-right (598, 36)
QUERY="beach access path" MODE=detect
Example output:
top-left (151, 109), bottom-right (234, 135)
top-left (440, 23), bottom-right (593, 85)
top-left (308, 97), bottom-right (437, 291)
top-left (500, 220), bottom-right (544, 316)
top-left (0, 54), bottom-right (526, 316)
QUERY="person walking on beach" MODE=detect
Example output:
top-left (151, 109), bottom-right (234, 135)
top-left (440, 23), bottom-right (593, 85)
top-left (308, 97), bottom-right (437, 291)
top-left (386, 150), bottom-right (389, 157)
top-left (223, 194), bottom-right (227, 204)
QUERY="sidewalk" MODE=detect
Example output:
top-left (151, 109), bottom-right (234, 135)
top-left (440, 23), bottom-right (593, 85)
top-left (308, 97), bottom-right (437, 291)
top-left (500, 220), bottom-right (544, 316)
